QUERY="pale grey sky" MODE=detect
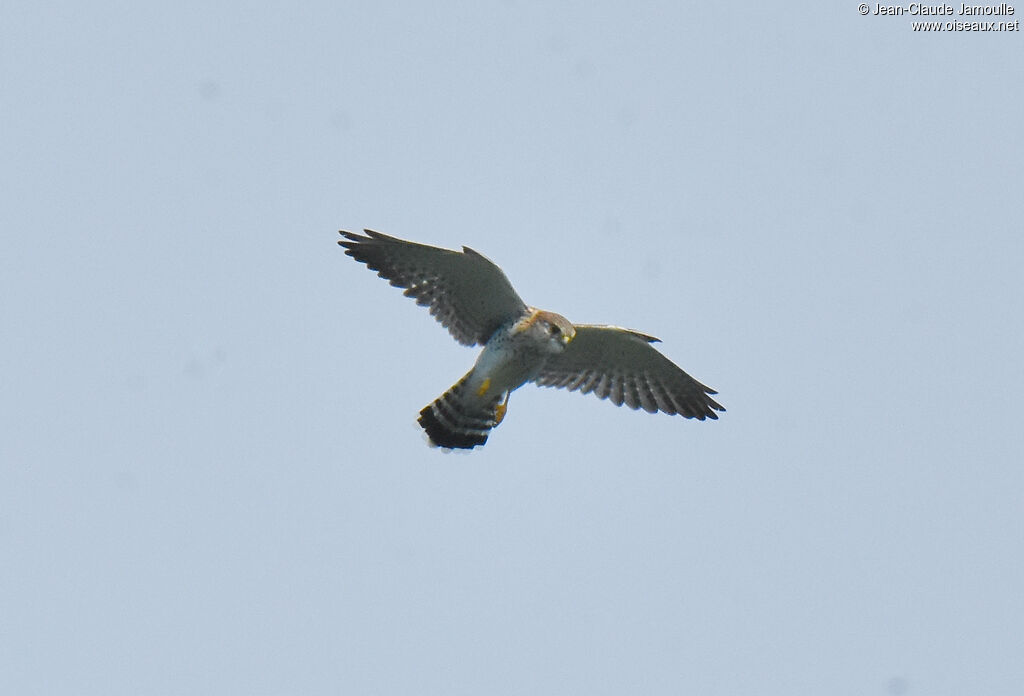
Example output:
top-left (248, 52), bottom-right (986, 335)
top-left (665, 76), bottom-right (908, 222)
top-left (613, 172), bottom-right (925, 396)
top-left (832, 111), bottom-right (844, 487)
top-left (2, 2), bottom-right (1022, 694)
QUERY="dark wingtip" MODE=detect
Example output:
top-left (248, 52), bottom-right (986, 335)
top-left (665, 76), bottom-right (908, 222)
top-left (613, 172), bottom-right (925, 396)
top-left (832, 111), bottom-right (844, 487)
top-left (338, 229), bottom-right (377, 257)
top-left (338, 229), bottom-right (400, 251)
top-left (628, 329), bottom-right (661, 343)
top-left (338, 229), bottom-right (361, 249)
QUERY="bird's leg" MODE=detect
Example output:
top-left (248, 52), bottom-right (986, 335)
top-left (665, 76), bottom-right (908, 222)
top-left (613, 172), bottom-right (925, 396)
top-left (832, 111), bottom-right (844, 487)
top-left (494, 391), bottom-right (511, 425)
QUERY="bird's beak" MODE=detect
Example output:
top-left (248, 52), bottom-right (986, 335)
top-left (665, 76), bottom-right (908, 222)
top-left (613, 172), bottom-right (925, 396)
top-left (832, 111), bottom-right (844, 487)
top-left (562, 329), bottom-right (575, 345)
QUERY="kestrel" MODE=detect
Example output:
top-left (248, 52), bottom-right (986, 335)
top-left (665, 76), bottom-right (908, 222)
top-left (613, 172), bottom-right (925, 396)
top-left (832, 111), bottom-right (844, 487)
top-left (338, 230), bottom-right (724, 449)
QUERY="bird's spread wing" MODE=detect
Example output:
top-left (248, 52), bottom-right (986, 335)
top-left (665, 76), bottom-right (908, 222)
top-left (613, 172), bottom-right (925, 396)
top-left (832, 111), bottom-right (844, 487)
top-left (339, 229), bottom-right (529, 346)
top-left (532, 325), bottom-right (725, 419)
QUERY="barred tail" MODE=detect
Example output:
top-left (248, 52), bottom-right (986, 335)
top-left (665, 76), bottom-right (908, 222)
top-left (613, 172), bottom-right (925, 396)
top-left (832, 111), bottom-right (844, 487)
top-left (418, 373), bottom-right (501, 450)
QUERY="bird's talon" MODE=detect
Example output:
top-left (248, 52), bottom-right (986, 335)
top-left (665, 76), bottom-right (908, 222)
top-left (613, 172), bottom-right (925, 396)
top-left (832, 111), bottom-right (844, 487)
top-left (494, 393), bottom-right (510, 425)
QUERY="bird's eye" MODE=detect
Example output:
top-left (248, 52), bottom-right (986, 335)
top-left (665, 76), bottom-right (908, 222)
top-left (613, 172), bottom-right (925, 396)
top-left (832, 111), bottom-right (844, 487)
top-left (548, 324), bottom-right (560, 336)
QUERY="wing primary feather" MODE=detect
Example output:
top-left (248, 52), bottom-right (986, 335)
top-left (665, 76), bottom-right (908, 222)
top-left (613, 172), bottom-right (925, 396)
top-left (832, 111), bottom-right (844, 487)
top-left (579, 371), bottom-right (598, 393)
top-left (567, 371), bottom-right (588, 391)
top-left (622, 376), bottom-right (640, 410)
top-left (652, 378), bottom-right (677, 415)
top-left (609, 376), bottom-right (624, 406)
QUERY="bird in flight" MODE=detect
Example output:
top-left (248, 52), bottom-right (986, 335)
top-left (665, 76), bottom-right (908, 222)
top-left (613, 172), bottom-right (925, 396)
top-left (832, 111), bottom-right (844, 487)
top-left (338, 230), bottom-right (724, 449)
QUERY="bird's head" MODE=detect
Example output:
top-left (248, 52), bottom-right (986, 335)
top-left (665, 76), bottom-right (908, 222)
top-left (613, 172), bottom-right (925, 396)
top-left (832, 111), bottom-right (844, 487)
top-left (515, 309), bottom-right (576, 353)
